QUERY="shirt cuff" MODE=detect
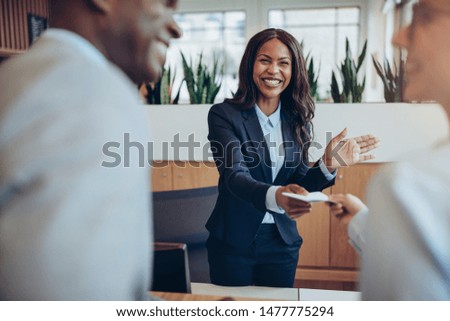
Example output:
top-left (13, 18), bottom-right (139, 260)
top-left (265, 186), bottom-right (285, 214)
top-left (318, 158), bottom-right (337, 181)
top-left (347, 207), bottom-right (369, 256)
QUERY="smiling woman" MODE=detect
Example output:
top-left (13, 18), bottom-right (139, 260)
top-left (252, 38), bottom-right (292, 112)
top-left (228, 28), bottom-right (315, 161)
top-left (204, 28), bottom-right (379, 288)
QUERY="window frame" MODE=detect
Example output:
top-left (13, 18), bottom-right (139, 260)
top-left (177, 0), bottom-right (368, 46)
top-left (174, 0), bottom-right (385, 102)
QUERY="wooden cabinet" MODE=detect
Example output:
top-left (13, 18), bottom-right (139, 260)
top-left (329, 164), bottom-right (382, 268)
top-left (295, 163), bottom-right (384, 290)
top-left (0, 0), bottom-right (50, 57)
top-left (151, 161), bottom-right (219, 192)
top-left (296, 195), bottom-right (330, 268)
top-left (152, 161), bottom-right (173, 192)
top-left (172, 161), bottom-right (219, 190)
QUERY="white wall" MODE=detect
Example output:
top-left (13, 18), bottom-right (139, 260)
top-left (146, 103), bottom-right (449, 163)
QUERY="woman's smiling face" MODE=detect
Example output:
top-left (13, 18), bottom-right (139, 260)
top-left (252, 38), bottom-right (292, 106)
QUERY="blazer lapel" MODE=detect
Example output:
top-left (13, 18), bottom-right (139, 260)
top-left (242, 108), bottom-right (272, 183)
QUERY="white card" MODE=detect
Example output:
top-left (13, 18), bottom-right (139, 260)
top-left (282, 191), bottom-right (334, 203)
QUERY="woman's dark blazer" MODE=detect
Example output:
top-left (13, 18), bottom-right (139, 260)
top-left (206, 101), bottom-right (334, 248)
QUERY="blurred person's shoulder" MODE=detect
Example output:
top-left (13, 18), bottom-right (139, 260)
top-left (368, 142), bottom-right (450, 217)
top-left (0, 30), bottom-right (141, 116)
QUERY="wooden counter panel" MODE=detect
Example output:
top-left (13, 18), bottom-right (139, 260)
top-left (296, 190), bottom-right (331, 267)
top-left (151, 161), bottom-right (219, 192)
top-left (172, 161), bottom-right (218, 190)
top-left (151, 161), bottom-right (172, 192)
top-left (329, 164), bottom-right (383, 268)
top-left (296, 267), bottom-right (358, 282)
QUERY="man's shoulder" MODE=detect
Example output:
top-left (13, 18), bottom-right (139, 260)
top-left (375, 143), bottom-right (449, 179)
top-left (0, 35), bottom-right (144, 143)
top-left (368, 145), bottom-right (450, 213)
top-left (1, 33), bottom-right (131, 91)
top-left (1, 44), bottom-right (135, 110)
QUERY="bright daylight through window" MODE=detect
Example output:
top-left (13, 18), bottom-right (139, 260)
top-left (165, 6), bottom-right (360, 103)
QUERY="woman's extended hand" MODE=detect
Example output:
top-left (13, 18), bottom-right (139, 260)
top-left (322, 128), bottom-right (380, 171)
top-left (275, 184), bottom-right (312, 219)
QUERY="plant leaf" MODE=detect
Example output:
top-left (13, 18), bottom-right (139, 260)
top-left (356, 40), bottom-right (367, 73)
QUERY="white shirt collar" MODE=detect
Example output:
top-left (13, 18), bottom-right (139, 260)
top-left (255, 102), bottom-right (281, 128)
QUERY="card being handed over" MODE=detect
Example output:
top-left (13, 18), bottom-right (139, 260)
top-left (282, 191), bottom-right (336, 204)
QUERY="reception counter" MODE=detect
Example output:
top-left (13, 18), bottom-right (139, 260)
top-left (153, 282), bottom-right (361, 301)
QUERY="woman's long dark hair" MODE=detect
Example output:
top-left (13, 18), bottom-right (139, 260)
top-left (226, 28), bottom-right (315, 162)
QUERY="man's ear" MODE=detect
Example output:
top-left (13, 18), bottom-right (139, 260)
top-left (86, 0), bottom-right (114, 13)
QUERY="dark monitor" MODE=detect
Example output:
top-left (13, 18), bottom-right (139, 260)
top-left (152, 242), bottom-right (191, 293)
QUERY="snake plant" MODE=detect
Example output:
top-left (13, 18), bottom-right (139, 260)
top-left (144, 66), bottom-right (182, 104)
top-left (331, 38), bottom-right (367, 103)
top-left (372, 55), bottom-right (403, 102)
top-left (300, 41), bottom-right (320, 101)
top-left (306, 53), bottom-right (320, 100)
top-left (181, 51), bottom-right (223, 104)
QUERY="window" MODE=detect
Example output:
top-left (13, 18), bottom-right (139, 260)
top-left (166, 11), bottom-right (246, 104)
top-left (269, 7), bottom-right (361, 100)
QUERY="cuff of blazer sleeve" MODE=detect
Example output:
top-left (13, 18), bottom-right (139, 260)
top-left (298, 160), bottom-right (336, 192)
top-left (318, 158), bottom-right (337, 180)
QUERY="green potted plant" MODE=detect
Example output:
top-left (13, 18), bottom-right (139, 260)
top-left (306, 53), bottom-right (320, 101)
top-left (372, 55), bottom-right (403, 102)
top-left (331, 38), bottom-right (367, 103)
top-left (141, 66), bottom-right (182, 105)
top-left (301, 41), bottom-right (320, 101)
top-left (180, 51), bottom-right (223, 104)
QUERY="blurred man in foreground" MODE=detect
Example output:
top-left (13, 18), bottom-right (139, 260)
top-left (0, 0), bottom-right (181, 300)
